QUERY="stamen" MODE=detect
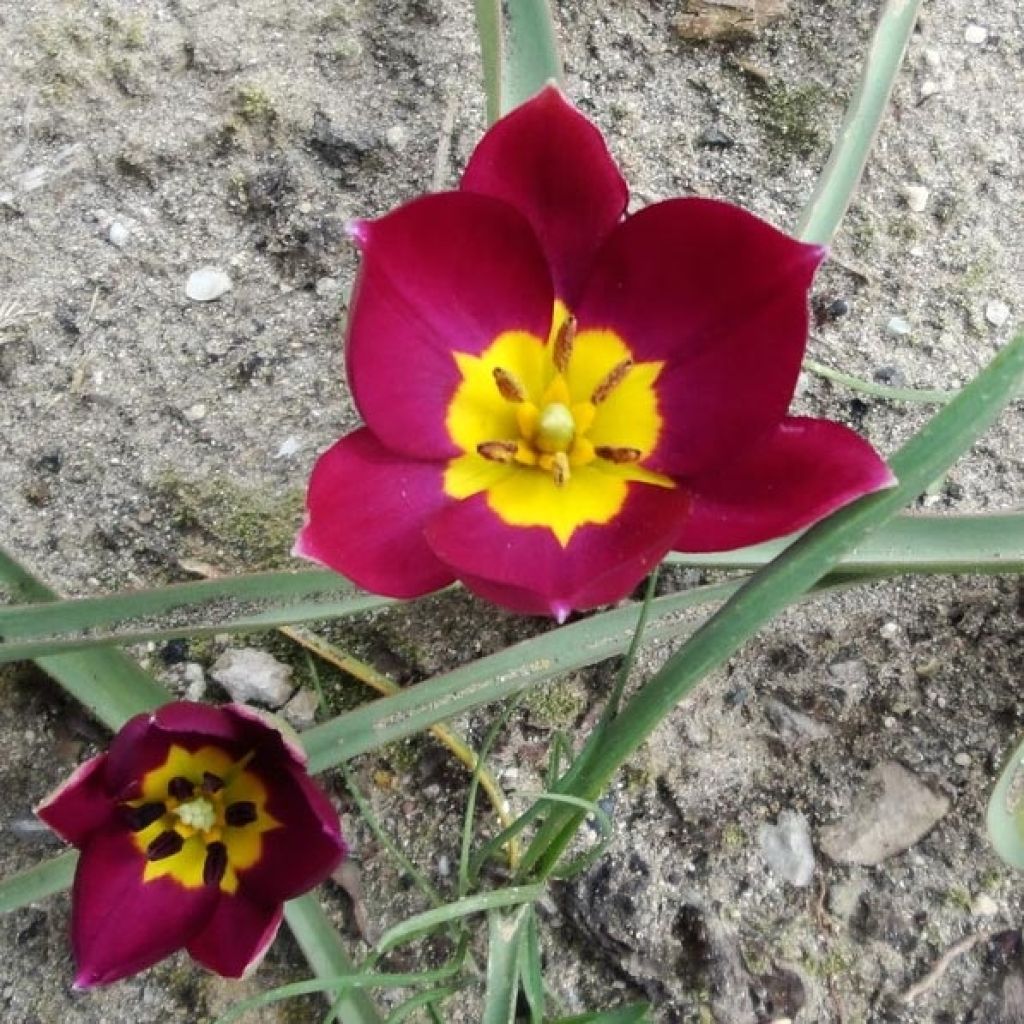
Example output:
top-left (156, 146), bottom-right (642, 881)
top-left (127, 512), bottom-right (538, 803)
top-left (591, 359), bottom-right (634, 404)
top-left (202, 771), bottom-right (225, 794)
top-left (492, 367), bottom-right (527, 403)
top-left (168, 776), bottom-right (195, 801)
top-left (203, 841), bottom-right (229, 886)
top-left (552, 452), bottom-right (570, 487)
top-left (146, 830), bottom-right (184, 861)
top-left (476, 441), bottom-right (518, 463)
top-left (553, 315), bottom-right (577, 375)
top-left (594, 446), bottom-right (643, 464)
top-left (225, 800), bottom-right (258, 827)
top-left (123, 802), bottom-right (166, 832)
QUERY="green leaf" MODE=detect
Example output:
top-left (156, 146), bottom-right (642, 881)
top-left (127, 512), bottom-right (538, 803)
top-left (987, 733), bottom-right (1024, 869)
top-left (0, 851), bottom-right (77, 915)
top-left (0, 568), bottom-right (389, 663)
top-left (474, 0), bottom-right (503, 124)
top-left (667, 512), bottom-right (1024, 575)
top-left (0, 547), bottom-right (169, 730)
top-left (502, 0), bottom-right (562, 114)
top-left (520, 329), bottom-right (1024, 878)
top-left (797, 0), bottom-right (923, 245)
top-left (283, 894), bottom-right (386, 1024)
top-left (520, 908), bottom-right (545, 1023)
top-left (481, 905), bottom-right (531, 1024)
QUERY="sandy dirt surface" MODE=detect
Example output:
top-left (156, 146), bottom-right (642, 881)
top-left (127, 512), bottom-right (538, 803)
top-left (1, 1), bottom-right (1022, 1021)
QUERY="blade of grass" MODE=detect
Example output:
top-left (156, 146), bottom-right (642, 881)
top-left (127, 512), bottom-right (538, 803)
top-left (284, 894), bottom-right (386, 1024)
top-left (385, 985), bottom-right (463, 1024)
top-left (548, 1007), bottom-right (650, 1024)
top-left (796, 0), bottom-right (923, 245)
top-left (0, 851), bottom-right (77, 914)
top-left (519, 329), bottom-right (1024, 879)
top-left (502, 0), bottom-right (562, 114)
top-left (667, 512), bottom-right (1024, 574)
top-left (986, 734), bottom-right (1024, 869)
top-left (481, 905), bottom-right (531, 1024)
top-left (520, 907), bottom-right (544, 1023)
top-left (803, 358), bottom-right (956, 404)
top-left (474, 0), bottom-right (503, 124)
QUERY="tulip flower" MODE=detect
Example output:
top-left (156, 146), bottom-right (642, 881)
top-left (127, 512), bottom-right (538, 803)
top-left (36, 702), bottom-right (345, 988)
top-left (296, 86), bottom-right (894, 620)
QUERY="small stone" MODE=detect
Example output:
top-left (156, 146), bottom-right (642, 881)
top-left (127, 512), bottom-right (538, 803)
top-left (274, 436), bottom-right (302, 459)
top-left (759, 810), bottom-right (815, 887)
top-left (183, 662), bottom-right (206, 702)
top-left (315, 276), bottom-right (341, 297)
top-left (108, 221), bottom-right (130, 248)
top-left (971, 893), bottom-right (999, 917)
top-left (953, 752), bottom-right (972, 767)
top-left (183, 402), bottom-right (206, 422)
top-left (964, 24), bottom-right (988, 45)
top-left (436, 855), bottom-right (450, 877)
top-left (923, 48), bottom-right (941, 69)
top-left (385, 125), bottom-right (408, 151)
top-left (281, 687), bottom-right (319, 730)
top-left (763, 698), bottom-right (831, 744)
top-left (186, 266), bottom-right (233, 302)
top-left (211, 648), bottom-right (295, 707)
top-left (819, 761), bottom-right (950, 865)
top-left (697, 125), bottom-right (735, 149)
top-left (873, 365), bottom-right (904, 386)
top-left (904, 184), bottom-right (929, 213)
top-left (879, 621), bottom-right (900, 640)
top-left (886, 316), bottom-right (911, 337)
top-left (919, 80), bottom-right (939, 99)
top-left (986, 299), bottom-right (1010, 327)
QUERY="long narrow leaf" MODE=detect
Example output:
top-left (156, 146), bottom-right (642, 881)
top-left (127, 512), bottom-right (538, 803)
top-left (0, 851), bottom-right (77, 914)
top-left (796, 0), bottom-right (922, 245)
top-left (520, 329), bottom-right (1024, 878)
top-left (481, 906), bottom-right (531, 1024)
top-left (502, 0), bottom-right (562, 114)
top-left (987, 734), bottom-right (1024, 869)
top-left (474, 0), bottom-right (503, 123)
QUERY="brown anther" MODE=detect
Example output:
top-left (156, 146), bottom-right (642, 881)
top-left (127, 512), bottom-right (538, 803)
top-left (492, 367), bottom-right (527, 403)
top-left (553, 315), bottom-right (577, 375)
top-left (203, 841), bottom-right (229, 886)
top-left (201, 771), bottom-right (225, 794)
top-left (146, 830), bottom-right (184, 861)
top-left (477, 441), bottom-right (518, 463)
top-left (123, 802), bottom-right (166, 832)
top-left (168, 776), bottom-right (195, 801)
top-left (594, 446), bottom-right (643, 464)
top-left (225, 800), bottom-right (258, 827)
top-left (552, 452), bottom-right (570, 487)
top-left (591, 358), bottom-right (634, 404)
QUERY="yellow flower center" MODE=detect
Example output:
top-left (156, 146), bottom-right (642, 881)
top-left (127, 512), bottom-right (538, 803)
top-left (123, 745), bottom-right (280, 894)
top-left (443, 304), bottom-right (674, 546)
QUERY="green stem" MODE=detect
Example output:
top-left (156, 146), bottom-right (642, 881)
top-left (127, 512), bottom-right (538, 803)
top-left (796, 0), bottom-right (923, 245)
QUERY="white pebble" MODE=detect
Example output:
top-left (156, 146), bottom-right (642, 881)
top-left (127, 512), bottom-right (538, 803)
top-left (183, 402), bottom-right (206, 422)
top-left (275, 436), bottom-right (302, 458)
top-left (886, 316), bottom-right (911, 337)
top-left (985, 299), bottom-right (1010, 327)
top-left (212, 648), bottom-right (295, 708)
top-left (953, 752), bottom-right (972, 767)
top-left (964, 24), bottom-right (988, 45)
top-left (385, 125), bottom-right (409, 152)
top-left (904, 185), bottom-right (929, 213)
top-left (183, 663), bottom-right (206, 701)
top-left (923, 48), bottom-right (941, 69)
top-left (108, 221), bottom-right (130, 248)
top-left (919, 80), bottom-right (939, 99)
top-left (971, 893), bottom-right (999, 917)
top-left (880, 621), bottom-right (900, 640)
top-left (186, 266), bottom-right (233, 302)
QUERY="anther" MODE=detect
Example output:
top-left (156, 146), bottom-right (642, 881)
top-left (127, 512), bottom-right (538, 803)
top-left (168, 776), bottom-right (195, 801)
top-left (552, 452), bottom-right (570, 487)
top-left (591, 359), bottom-right (634, 404)
top-left (594, 446), bottom-right (643, 464)
top-left (202, 771), bottom-right (225, 794)
top-left (123, 802), bottom-right (166, 832)
top-left (492, 367), bottom-right (527, 403)
top-left (553, 315), bottom-right (577, 375)
top-left (146, 830), bottom-right (184, 861)
top-left (203, 841), bottom-right (229, 886)
top-left (225, 800), bottom-right (258, 827)
top-left (476, 441), bottom-right (518, 463)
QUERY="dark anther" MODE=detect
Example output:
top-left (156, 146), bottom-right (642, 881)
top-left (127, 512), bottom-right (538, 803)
top-left (203, 841), bottom-right (229, 886)
top-left (202, 771), bottom-right (225, 794)
top-left (225, 801), bottom-right (258, 827)
top-left (146, 830), bottom-right (184, 861)
top-left (123, 802), bottom-right (165, 831)
top-left (167, 776), bottom-right (195, 801)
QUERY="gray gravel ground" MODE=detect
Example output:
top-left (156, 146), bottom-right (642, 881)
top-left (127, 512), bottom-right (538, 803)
top-left (1, 1), bottom-right (1022, 1021)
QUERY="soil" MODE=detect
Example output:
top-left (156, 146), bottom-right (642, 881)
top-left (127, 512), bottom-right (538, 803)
top-left (1, 1), bottom-right (1022, 1022)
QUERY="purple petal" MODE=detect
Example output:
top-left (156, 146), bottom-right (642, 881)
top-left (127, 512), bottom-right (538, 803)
top-left (187, 896), bottom-right (283, 978)
top-left (576, 198), bottom-right (825, 476)
top-left (36, 754), bottom-right (115, 847)
top-left (346, 192), bottom-right (554, 460)
top-left (675, 417), bottom-right (896, 552)
top-left (295, 428), bottom-right (456, 598)
top-left (461, 84), bottom-right (628, 305)
top-left (71, 828), bottom-right (216, 988)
